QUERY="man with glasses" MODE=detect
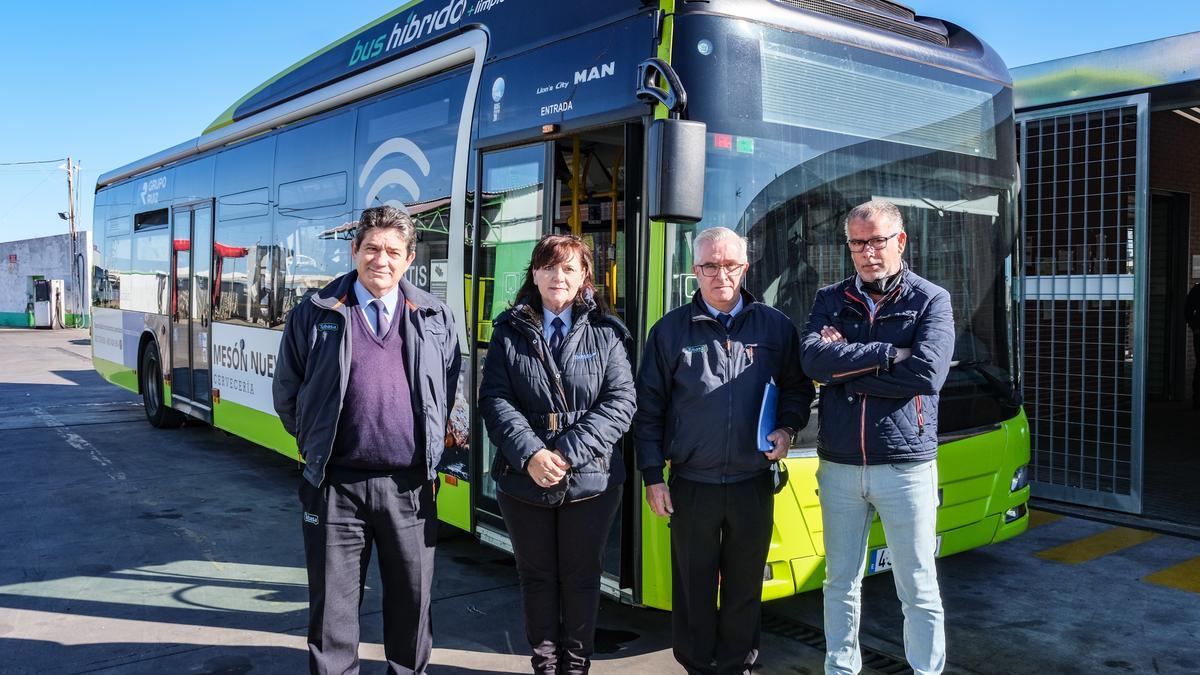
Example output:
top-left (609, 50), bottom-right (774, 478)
top-left (800, 200), bottom-right (955, 674)
top-left (634, 226), bottom-right (815, 674)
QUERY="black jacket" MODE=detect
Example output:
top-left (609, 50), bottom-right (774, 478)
top-left (273, 272), bottom-right (462, 487)
top-left (633, 289), bottom-right (815, 486)
top-left (479, 295), bottom-right (636, 506)
top-left (800, 268), bottom-right (954, 465)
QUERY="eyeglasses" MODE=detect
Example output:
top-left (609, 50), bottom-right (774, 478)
top-left (694, 262), bottom-right (746, 278)
top-left (846, 231), bottom-right (900, 253)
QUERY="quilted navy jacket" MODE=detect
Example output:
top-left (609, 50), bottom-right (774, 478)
top-left (479, 295), bottom-right (635, 506)
top-left (800, 268), bottom-right (954, 465)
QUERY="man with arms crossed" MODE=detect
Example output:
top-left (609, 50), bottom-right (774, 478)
top-left (274, 205), bottom-right (461, 674)
top-left (635, 227), bottom-right (815, 674)
top-left (801, 200), bottom-right (954, 674)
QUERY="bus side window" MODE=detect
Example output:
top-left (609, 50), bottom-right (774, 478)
top-left (274, 109), bottom-right (357, 323)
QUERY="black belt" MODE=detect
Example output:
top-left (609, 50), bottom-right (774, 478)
top-left (529, 410), bottom-right (587, 432)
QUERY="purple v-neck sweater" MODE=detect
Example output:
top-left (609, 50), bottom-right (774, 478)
top-left (330, 294), bottom-right (420, 471)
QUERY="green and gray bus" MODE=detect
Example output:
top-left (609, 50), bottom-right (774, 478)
top-left (92, 0), bottom-right (1029, 609)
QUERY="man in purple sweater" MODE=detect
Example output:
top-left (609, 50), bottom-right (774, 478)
top-left (274, 206), bottom-right (462, 674)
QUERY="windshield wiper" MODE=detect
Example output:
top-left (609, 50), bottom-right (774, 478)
top-left (951, 360), bottom-right (1022, 407)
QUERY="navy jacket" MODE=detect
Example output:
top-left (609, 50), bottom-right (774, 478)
top-left (273, 272), bottom-right (462, 487)
top-left (634, 289), bottom-right (815, 486)
top-left (479, 295), bottom-right (636, 506)
top-left (800, 268), bottom-right (954, 465)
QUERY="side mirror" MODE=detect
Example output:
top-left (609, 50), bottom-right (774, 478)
top-left (646, 118), bottom-right (706, 223)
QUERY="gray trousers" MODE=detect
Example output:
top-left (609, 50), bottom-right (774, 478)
top-left (299, 467), bottom-right (437, 674)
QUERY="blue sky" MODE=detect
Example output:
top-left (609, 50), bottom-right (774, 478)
top-left (1, 0), bottom-right (1197, 243)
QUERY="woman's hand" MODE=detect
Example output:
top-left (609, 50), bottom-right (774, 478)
top-left (527, 448), bottom-right (570, 487)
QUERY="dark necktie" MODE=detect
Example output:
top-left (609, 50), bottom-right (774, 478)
top-left (372, 299), bottom-right (389, 337)
top-left (549, 317), bottom-right (565, 362)
top-left (717, 312), bottom-right (733, 330)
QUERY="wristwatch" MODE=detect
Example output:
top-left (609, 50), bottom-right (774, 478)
top-left (778, 426), bottom-right (796, 444)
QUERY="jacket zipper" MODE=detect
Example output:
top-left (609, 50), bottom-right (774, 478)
top-left (854, 285), bottom-right (901, 465)
top-left (724, 332), bottom-right (733, 483)
top-left (860, 297), bottom-right (875, 465)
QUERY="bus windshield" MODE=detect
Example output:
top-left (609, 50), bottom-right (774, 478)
top-left (669, 15), bottom-right (1021, 440)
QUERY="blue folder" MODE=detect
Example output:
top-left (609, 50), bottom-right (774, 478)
top-left (757, 378), bottom-right (778, 453)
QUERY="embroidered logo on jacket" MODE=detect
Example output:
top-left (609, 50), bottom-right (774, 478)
top-left (574, 352), bottom-right (598, 361)
top-left (303, 512), bottom-right (320, 525)
top-left (317, 322), bottom-right (339, 332)
top-left (682, 344), bottom-right (708, 354)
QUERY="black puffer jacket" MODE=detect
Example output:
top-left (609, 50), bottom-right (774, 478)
top-left (479, 294), bottom-right (636, 506)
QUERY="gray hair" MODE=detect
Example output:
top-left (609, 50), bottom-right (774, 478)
top-left (354, 205), bottom-right (417, 253)
top-left (844, 199), bottom-right (905, 238)
top-left (692, 226), bottom-right (748, 262)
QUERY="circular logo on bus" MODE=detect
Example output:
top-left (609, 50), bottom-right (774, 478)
top-left (491, 77), bottom-right (506, 103)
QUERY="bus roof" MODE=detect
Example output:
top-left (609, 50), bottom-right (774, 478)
top-left (682, 0), bottom-right (1009, 87)
top-left (204, 1), bottom-right (646, 134)
top-left (1012, 31), bottom-right (1200, 111)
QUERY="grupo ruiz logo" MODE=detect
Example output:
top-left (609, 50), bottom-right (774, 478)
top-left (359, 137), bottom-right (430, 212)
top-left (214, 338), bottom-right (276, 379)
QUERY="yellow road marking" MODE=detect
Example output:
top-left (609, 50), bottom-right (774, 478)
top-left (1035, 527), bottom-right (1158, 565)
top-left (1144, 557), bottom-right (1200, 594)
top-left (1028, 510), bottom-right (1063, 528)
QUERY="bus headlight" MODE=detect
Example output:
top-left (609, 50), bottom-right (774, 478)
top-left (1010, 464), bottom-right (1029, 492)
top-left (1004, 503), bottom-right (1027, 523)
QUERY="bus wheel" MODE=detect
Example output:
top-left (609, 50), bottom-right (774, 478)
top-left (141, 342), bottom-right (185, 428)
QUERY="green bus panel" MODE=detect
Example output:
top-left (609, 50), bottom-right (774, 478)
top-left (93, 356), bottom-right (138, 394)
top-left (640, 412), bottom-right (1031, 609)
top-left (213, 398), bottom-right (299, 460)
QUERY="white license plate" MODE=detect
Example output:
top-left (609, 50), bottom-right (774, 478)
top-left (867, 536), bottom-right (942, 574)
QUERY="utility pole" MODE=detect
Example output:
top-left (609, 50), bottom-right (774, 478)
top-left (65, 156), bottom-right (79, 327)
top-left (65, 155), bottom-right (76, 239)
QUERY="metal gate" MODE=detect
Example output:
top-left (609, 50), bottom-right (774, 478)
top-left (1017, 94), bottom-right (1149, 513)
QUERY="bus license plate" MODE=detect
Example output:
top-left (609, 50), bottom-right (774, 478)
top-left (868, 536), bottom-right (942, 574)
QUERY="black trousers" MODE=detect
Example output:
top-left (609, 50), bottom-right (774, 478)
top-left (498, 487), bottom-right (622, 675)
top-left (299, 467), bottom-right (437, 675)
top-left (669, 474), bottom-right (774, 675)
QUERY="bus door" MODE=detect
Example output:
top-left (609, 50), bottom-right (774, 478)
top-left (169, 201), bottom-right (214, 422)
top-left (550, 126), bottom-right (640, 587)
top-left (473, 143), bottom-right (552, 533)
top-left (471, 123), bottom-right (642, 594)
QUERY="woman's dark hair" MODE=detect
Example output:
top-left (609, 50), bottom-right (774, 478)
top-left (513, 234), bottom-right (604, 312)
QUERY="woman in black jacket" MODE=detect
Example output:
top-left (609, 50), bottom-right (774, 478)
top-left (479, 234), bottom-right (636, 675)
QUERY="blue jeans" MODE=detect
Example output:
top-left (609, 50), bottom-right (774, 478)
top-left (816, 459), bottom-right (945, 675)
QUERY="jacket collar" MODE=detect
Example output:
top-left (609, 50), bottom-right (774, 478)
top-left (310, 271), bottom-right (440, 315)
top-left (841, 266), bottom-right (910, 312)
top-left (495, 290), bottom-right (631, 342)
top-left (689, 287), bottom-right (758, 323)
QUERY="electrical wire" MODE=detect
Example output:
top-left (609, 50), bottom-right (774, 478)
top-left (0, 158), bottom-right (66, 166)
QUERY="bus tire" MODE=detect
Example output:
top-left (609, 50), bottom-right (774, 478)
top-left (141, 342), bottom-right (185, 428)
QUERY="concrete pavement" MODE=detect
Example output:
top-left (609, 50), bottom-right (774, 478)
top-left (0, 329), bottom-right (825, 674)
top-left (4, 327), bottom-right (1199, 674)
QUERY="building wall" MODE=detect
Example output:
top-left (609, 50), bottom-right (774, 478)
top-left (0, 231), bottom-right (92, 327)
top-left (1149, 111), bottom-right (1200, 399)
